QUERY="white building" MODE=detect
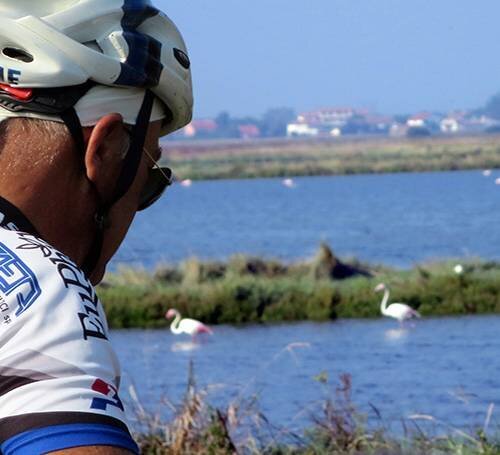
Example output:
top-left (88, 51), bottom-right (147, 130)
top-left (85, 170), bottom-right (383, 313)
top-left (286, 123), bottom-right (319, 137)
top-left (287, 107), bottom-right (359, 137)
top-left (407, 114), bottom-right (428, 128)
top-left (440, 117), bottom-right (460, 133)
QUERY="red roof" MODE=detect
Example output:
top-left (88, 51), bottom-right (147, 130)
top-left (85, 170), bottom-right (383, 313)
top-left (408, 112), bottom-right (431, 121)
top-left (190, 119), bottom-right (217, 131)
top-left (238, 124), bottom-right (260, 138)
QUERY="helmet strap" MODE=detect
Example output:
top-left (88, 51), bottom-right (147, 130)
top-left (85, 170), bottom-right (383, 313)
top-left (0, 80), bottom-right (156, 278)
top-left (77, 90), bottom-right (155, 277)
top-left (60, 107), bottom-right (85, 156)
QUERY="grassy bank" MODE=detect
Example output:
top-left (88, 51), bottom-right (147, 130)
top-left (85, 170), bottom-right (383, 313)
top-left (133, 364), bottom-right (500, 454)
top-left (99, 245), bottom-right (500, 328)
top-left (161, 135), bottom-right (500, 180)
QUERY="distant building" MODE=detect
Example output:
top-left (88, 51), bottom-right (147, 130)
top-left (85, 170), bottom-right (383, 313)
top-left (361, 114), bottom-right (393, 134)
top-left (287, 107), bottom-right (393, 138)
top-left (287, 107), bottom-right (361, 137)
top-left (466, 114), bottom-right (500, 132)
top-left (287, 123), bottom-right (319, 137)
top-left (170, 106), bottom-right (500, 142)
top-left (440, 117), bottom-right (460, 133)
top-left (407, 112), bottom-right (431, 128)
top-left (437, 111), bottom-right (500, 134)
top-left (238, 124), bottom-right (260, 139)
top-left (182, 119), bottom-right (218, 138)
top-left (297, 107), bottom-right (359, 128)
top-left (389, 122), bottom-right (408, 137)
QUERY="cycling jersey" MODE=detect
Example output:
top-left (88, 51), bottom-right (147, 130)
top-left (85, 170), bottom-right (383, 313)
top-left (0, 197), bottom-right (139, 454)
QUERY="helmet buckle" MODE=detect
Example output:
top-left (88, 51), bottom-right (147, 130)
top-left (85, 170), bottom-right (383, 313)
top-left (0, 83), bottom-right (33, 101)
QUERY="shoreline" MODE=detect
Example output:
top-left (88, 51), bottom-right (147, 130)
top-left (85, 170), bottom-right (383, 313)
top-left (160, 134), bottom-right (500, 181)
top-left (99, 245), bottom-right (500, 328)
top-left (130, 362), bottom-right (500, 454)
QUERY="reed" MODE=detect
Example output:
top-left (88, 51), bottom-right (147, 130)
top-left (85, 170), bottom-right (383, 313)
top-left (130, 365), bottom-right (500, 454)
top-left (98, 244), bottom-right (500, 328)
top-left (162, 135), bottom-right (500, 181)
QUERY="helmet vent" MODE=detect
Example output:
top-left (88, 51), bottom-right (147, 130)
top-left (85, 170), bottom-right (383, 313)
top-left (173, 48), bottom-right (190, 69)
top-left (3, 47), bottom-right (34, 63)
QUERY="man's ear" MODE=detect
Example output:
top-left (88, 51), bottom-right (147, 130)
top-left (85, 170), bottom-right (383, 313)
top-left (84, 113), bottom-right (126, 196)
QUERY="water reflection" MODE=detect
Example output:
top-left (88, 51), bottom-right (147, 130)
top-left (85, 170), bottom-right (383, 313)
top-left (384, 327), bottom-right (410, 341)
top-left (447, 387), bottom-right (479, 405)
top-left (171, 341), bottom-right (201, 352)
top-left (112, 316), bottom-right (500, 432)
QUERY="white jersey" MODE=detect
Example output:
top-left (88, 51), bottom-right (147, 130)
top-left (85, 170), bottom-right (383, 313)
top-left (0, 197), bottom-right (138, 454)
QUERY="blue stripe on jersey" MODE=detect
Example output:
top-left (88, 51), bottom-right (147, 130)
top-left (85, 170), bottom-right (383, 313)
top-left (115, 0), bottom-right (162, 87)
top-left (1, 423), bottom-right (139, 455)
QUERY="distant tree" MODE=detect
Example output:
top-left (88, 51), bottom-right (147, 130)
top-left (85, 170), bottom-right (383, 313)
top-left (259, 107), bottom-right (296, 137)
top-left (213, 111), bottom-right (262, 139)
top-left (342, 114), bottom-right (369, 135)
top-left (214, 111), bottom-right (239, 138)
top-left (485, 124), bottom-right (500, 134)
top-left (407, 126), bottom-right (431, 138)
top-left (394, 114), bottom-right (409, 124)
top-left (215, 111), bottom-right (231, 129)
top-left (482, 92), bottom-right (500, 120)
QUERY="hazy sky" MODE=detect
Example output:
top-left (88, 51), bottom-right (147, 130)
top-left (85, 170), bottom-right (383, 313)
top-left (155, 1), bottom-right (500, 118)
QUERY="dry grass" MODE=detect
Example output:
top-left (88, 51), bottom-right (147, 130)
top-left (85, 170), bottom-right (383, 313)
top-left (161, 135), bottom-right (500, 180)
top-left (128, 361), bottom-right (500, 454)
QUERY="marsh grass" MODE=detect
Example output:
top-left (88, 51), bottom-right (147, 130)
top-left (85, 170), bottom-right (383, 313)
top-left (130, 363), bottom-right (500, 454)
top-left (162, 135), bottom-right (500, 181)
top-left (99, 244), bottom-right (500, 328)
top-left (131, 360), bottom-right (287, 454)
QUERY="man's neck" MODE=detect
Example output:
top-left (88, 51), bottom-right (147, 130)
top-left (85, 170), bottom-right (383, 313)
top-left (0, 195), bottom-right (39, 235)
top-left (0, 184), bottom-right (95, 268)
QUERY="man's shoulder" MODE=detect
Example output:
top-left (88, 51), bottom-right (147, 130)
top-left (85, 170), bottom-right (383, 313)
top-left (0, 228), bottom-right (100, 321)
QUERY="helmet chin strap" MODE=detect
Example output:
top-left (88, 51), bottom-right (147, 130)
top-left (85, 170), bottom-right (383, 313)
top-left (61, 90), bottom-right (155, 278)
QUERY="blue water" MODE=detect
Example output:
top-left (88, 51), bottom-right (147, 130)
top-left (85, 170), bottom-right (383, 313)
top-left (108, 170), bottom-right (500, 435)
top-left (113, 170), bottom-right (500, 269)
top-left (113, 315), bottom-right (500, 434)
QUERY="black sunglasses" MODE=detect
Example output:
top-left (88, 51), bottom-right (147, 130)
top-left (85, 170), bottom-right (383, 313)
top-left (138, 158), bottom-right (173, 211)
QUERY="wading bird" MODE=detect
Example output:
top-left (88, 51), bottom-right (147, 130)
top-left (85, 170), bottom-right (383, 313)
top-left (165, 308), bottom-right (213, 338)
top-left (374, 283), bottom-right (420, 323)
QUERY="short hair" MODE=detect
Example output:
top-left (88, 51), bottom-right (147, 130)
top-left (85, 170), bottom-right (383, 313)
top-left (0, 118), bottom-right (76, 176)
top-left (0, 117), bottom-right (129, 166)
top-left (0, 118), bottom-right (69, 147)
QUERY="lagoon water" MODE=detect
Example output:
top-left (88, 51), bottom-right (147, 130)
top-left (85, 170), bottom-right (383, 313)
top-left (114, 169), bottom-right (500, 270)
top-left (110, 170), bottom-right (500, 433)
top-left (113, 315), bottom-right (500, 433)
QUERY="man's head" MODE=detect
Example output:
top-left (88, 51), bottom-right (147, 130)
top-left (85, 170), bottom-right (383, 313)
top-left (0, 0), bottom-right (193, 283)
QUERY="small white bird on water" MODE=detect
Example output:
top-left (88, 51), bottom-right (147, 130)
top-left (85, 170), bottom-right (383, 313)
top-left (165, 308), bottom-right (213, 338)
top-left (374, 283), bottom-right (421, 323)
top-left (282, 178), bottom-right (295, 188)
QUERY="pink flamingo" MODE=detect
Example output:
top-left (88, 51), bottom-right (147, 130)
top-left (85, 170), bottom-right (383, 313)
top-left (374, 283), bottom-right (421, 324)
top-left (165, 309), bottom-right (213, 338)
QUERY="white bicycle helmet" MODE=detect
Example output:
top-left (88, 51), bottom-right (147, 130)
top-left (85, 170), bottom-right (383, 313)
top-left (0, 0), bottom-right (193, 135)
top-left (0, 0), bottom-right (194, 276)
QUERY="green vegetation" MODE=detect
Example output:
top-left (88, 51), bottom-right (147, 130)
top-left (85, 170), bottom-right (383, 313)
top-left (99, 244), bottom-right (500, 328)
top-left (133, 363), bottom-right (500, 454)
top-left (162, 135), bottom-right (500, 180)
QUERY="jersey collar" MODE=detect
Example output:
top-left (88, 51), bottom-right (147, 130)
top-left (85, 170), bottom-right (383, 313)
top-left (0, 196), bottom-right (39, 237)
